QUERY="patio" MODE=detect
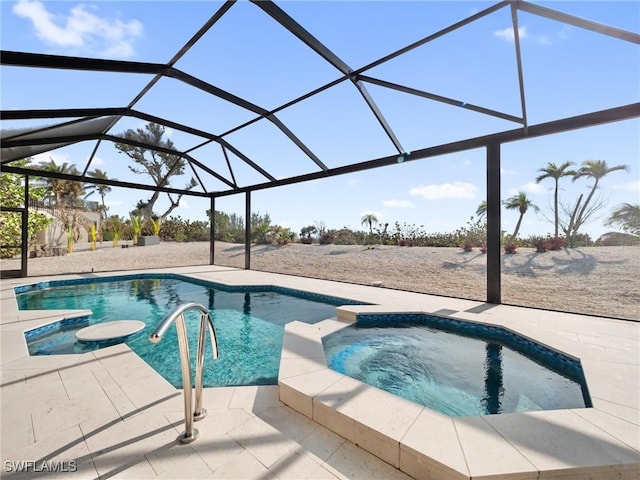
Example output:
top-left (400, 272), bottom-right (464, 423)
top-left (1, 3), bottom-right (639, 476)
top-left (1, 266), bottom-right (638, 479)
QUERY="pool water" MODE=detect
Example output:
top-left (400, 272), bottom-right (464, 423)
top-left (18, 275), bottom-right (356, 388)
top-left (322, 315), bottom-right (592, 417)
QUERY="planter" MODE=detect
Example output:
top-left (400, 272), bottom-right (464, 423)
top-left (137, 235), bottom-right (160, 246)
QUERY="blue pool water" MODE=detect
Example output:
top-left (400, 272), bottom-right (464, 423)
top-left (322, 314), bottom-right (592, 417)
top-left (17, 274), bottom-right (360, 388)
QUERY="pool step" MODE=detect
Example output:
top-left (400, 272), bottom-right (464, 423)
top-left (75, 320), bottom-right (145, 344)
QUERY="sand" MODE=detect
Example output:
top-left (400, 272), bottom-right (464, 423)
top-left (2, 241), bottom-right (638, 321)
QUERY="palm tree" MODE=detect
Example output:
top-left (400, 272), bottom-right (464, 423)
top-left (89, 168), bottom-right (112, 222)
top-left (38, 159), bottom-right (79, 207)
top-left (503, 192), bottom-right (538, 239)
top-left (361, 213), bottom-right (378, 234)
top-left (475, 201), bottom-right (487, 221)
top-left (572, 160), bottom-right (629, 226)
top-left (535, 161), bottom-right (575, 238)
top-left (605, 203), bottom-right (640, 236)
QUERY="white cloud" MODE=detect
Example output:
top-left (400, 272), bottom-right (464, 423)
top-left (409, 182), bottom-right (477, 200)
top-left (13, 0), bottom-right (142, 58)
top-left (91, 156), bottom-right (105, 166)
top-left (178, 198), bottom-right (190, 209)
top-left (493, 26), bottom-right (526, 43)
top-left (612, 179), bottom-right (640, 193)
top-left (501, 167), bottom-right (519, 176)
top-left (520, 182), bottom-right (548, 195)
top-left (383, 199), bottom-right (414, 208)
top-left (493, 25), bottom-right (555, 46)
top-left (346, 178), bottom-right (361, 187)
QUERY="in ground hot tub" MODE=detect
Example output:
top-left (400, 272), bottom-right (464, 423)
top-left (322, 313), bottom-right (591, 417)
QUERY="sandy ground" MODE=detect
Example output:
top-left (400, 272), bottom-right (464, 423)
top-left (2, 241), bottom-right (638, 321)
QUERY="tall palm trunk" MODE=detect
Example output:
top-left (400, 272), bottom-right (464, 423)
top-left (511, 213), bottom-right (524, 240)
top-left (576, 178), bottom-right (599, 227)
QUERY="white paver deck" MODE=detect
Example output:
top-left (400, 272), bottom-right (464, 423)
top-left (1, 264), bottom-right (638, 479)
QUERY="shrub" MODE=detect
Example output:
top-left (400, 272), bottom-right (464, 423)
top-left (565, 232), bottom-right (592, 248)
top-left (319, 233), bottom-right (335, 245)
top-left (504, 242), bottom-right (518, 254)
top-left (174, 232), bottom-right (187, 242)
top-left (106, 215), bottom-right (123, 247)
top-left (595, 231), bottom-right (640, 246)
top-left (529, 236), bottom-right (548, 253)
top-left (453, 216), bottom-right (486, 249)
top-left (461, 239), bottom-right (474, 252)
top-left (270, 226), bottom-right (295, 245)
top-left (0, 167), bottom-right (53, 258)
top-left (525, 235), bottom-right (566, 252)
top-left (547, 236), bottom-right (566, 250)
top-left (300, 225), bottom-right (317, 242)
top-left (150, 217), bottom-right (161, 236)
top-left (130, 215), bottom-right (142, 244)
top-left (158, 216), bottom-right (210, 242)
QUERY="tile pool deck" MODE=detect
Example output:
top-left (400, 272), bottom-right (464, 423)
top-left (1, 265), bottom-right (638, 479)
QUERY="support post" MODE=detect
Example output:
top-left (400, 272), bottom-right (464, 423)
top-left (486, 142), bottom-right (501, 304)
top-left (22, 175), bottom-right (29, 277)
top-left (245, 191), bottom-right (251, 270)
top-left (209, 196), bottom-right (215, 265)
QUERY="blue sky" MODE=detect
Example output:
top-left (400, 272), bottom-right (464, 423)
top-left (2, 0), bottom-right (639, 240)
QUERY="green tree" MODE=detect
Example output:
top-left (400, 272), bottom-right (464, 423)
top-left (0, 160), bottom-right (53, 258)
top-left (503, 192), bottom-right (538, 240)
top-left (300, 225), bottom-right (317, 239)
top-left (535, 161), bottom-right (575, 238)
top-left (250, 212), bottom-right (272, 244)
top-left (361, 213), bottom-right (379, 234)
top-left (114, 122), bottom-right (196, 221)
top-left (38, 159), bottom-right (92, 243)
top-left (605, 203), bottom-right (640, 236)
top-left (38, 159), bottom-right (81, 207)
top-left (573, 160), bottom-right (629, 219)
top-left (475, 201), bottom-right (487, 221)
top-left (88, 168), bottom-right (112, 223)
top-left (564, 160), bottom-right (629, 245)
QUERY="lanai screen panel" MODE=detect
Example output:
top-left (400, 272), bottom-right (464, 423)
top-left (0, 1), bottom-right (638, 198)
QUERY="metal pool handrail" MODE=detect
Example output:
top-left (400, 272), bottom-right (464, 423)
top-left (150, 302), bottom-right (218, 444)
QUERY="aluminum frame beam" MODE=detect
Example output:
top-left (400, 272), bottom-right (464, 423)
top-left (211, 102), bottom-right (640, 197)
top-left (358, 75), bottom-right (524, 124)
top-left (1, 108), bottom-right (264, 185)
top-left (1, 50), bottom-right (325, 174)
top-left (252, 0), bottom-right (406, 154)
top-left (1, 164), bottom-right (212, 198)
top-left (510, 3), bottom-right (528, 132)
top-left (517, 1), bottom-right (640, 44)
top-left (1, 132), bottom-right (237, 190)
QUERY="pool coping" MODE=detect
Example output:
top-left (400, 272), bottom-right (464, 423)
top-left (278, 309), bottom-right (640, 479)
top-left (2, 267), bottom-right (639, 479)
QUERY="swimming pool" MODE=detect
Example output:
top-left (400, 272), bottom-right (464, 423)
top-left (17, 274), bottom-right (363, 388)
top-left (322, 313), bottom-right (592, 417)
